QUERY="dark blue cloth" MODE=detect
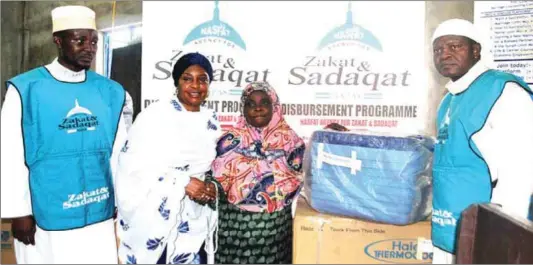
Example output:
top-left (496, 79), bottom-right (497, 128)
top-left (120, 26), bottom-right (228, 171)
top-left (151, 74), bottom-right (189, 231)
top-left (172, 52), bottom-right (213, 86)
top-left (156, 245), bottom-right (207, 264)
top-left (156, 246), bottom-right (167, 264)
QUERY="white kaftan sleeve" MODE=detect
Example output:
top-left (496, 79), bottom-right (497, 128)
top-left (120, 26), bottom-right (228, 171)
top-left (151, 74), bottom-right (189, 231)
top-left (110, 91), bottom-right (132, 198)
top-left (472, 82), bottom-right (533, 219)
top-left (1, 86), bottom-right (32, 218)
top-left (115, 103), bottom-right (196, 264)
top-left (114, 103), bottom-right (190, 222)
top-left (123, 91), bottom-right (134, 132)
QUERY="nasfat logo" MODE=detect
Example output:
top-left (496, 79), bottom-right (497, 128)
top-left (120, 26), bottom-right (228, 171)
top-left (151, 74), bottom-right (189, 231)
top-left (149, 0), bottom-right (271, 111)
top-left (152, 0), bottom-right (249, 82)
top-left (183, 0), bottom-right (246, 51)
top-left (58, 99), bottom-right (99, 134)
top-left (318, 2), bottom-right (382, 52)
top-left (152, 0), bottom-right (269, 86)
top-left (364, 238), bottom-right (433, 264)
top-left (287, 1), bottom-right (413, 98)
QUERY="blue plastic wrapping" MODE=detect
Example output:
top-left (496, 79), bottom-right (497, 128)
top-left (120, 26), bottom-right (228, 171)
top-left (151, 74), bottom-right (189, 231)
top-left (303, 129), bottom-right (435, 225)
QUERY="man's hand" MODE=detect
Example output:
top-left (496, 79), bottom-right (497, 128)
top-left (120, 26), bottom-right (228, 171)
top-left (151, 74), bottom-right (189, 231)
top-left (11, 215), bottom-right (36, 245)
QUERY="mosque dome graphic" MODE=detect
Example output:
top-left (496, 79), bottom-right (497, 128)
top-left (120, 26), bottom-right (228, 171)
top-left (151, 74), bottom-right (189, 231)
top-left (62, 99), bottom-right (97, 134)
top-left (317, 2), bottom-right (382, 52)
top-left (67, 99), bottom-right (92, 117)
top-left (183, 0), bottom-right (246, 50)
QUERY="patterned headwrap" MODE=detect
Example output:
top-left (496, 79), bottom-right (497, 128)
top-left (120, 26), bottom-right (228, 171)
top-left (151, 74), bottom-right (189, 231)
top-left (238, 81), bottom-right (280, 128)
top-left (211, 81), bottom-right (305, 213)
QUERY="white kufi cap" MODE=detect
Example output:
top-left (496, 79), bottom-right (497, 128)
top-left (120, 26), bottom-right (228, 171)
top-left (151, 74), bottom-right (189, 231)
top-left (431, 18), bottom-right (481, 44)
top-left (51, 5), bottom-right (96, 33)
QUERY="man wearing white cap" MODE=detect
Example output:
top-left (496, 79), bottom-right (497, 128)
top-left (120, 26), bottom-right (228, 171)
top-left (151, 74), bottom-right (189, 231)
top-left (1, 5), bottom-right (128, 263)
top-left (430, 18), bottom-right (533, 263)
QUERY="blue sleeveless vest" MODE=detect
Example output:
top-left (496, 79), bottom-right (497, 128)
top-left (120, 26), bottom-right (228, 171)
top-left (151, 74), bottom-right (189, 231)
top-left (529, 195), bottom-right (533, 221)
top-left (432, 69), bottom-right (533, 253)
top-left (7, 67), bottom-right (125, 231)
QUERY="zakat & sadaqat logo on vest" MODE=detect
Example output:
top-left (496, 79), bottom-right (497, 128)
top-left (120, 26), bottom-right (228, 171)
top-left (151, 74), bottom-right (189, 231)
top-left (63, 187), bottom-right (110, 210)
top-left (58, 99), bottom-right (99, 134)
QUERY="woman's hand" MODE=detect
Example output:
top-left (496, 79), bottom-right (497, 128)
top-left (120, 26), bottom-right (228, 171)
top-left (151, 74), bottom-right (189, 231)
top-left (185, 177), bottom-right (206, 200)
top-left (185, 178), bottom-right (216, 204)
top-left (204, 182), bottom-right (217, 200)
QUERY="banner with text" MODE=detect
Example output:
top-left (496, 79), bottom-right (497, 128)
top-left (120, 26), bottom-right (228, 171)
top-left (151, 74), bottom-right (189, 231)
top-left (142, 1), bottom-right (428, 140)
top-left (474, 1), bottom-right (533, 85)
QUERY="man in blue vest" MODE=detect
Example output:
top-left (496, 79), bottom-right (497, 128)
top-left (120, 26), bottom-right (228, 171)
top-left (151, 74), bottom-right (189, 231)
top-left (431, 18), bottom-right (533, 264)
top-left (0, 5), bottom-right (130, 263)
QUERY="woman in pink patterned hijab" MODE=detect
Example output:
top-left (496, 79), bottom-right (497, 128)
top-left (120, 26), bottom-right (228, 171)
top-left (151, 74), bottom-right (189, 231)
top-left (209, 81), bottom-right (305, 264)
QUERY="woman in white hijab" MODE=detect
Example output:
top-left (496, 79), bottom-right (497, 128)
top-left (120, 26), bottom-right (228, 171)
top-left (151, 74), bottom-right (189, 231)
top-left (114, 53), bottom-right (221, 264)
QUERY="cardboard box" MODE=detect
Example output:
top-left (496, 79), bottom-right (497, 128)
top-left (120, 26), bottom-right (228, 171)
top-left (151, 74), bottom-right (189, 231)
top-left (293, 198), bottom-right (433, 264)
top-left (1, 220), bottom-right (17, 264)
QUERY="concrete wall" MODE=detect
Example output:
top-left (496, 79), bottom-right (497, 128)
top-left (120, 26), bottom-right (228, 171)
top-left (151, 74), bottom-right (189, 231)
top-left (24, 1), bottom-right (141, 70)
top-left (1, 1), bottom-right (25, 105)
top-left (425, 1), bottom-right (474, 136)
top-left (1, 1), bottom-right (141, 104)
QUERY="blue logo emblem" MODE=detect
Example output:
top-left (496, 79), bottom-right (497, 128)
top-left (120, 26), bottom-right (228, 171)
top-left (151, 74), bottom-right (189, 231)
top-left (58, 99), bottom-right (99, 134)
top-left (318, 2), bottom-right (382, 52)
top-left (183, 0), bottom-right (246, 50)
